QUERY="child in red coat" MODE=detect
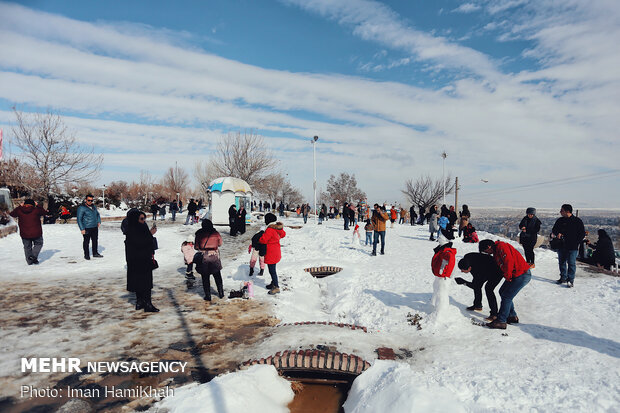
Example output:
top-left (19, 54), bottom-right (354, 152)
top-left (430, 242), bottom-right (457, 319)
top-left (259, 213), bottom-right (286, 295)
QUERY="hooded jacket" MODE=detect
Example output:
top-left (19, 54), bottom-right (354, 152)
top-left (552, 215), bottom-right (586, 250)
top-left (259, 222), bottom-right (286, 264)
top-left (432, 243), bottom-right (456, 278)
top-left (371, 209), bottom-right (389, 231)
top-left (10, 204), bottom-right (48, 239)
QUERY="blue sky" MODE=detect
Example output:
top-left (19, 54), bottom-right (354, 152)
top-left (1, 0), bottom-right (619, 207)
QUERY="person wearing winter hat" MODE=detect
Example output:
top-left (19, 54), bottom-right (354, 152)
top-left (259, 213), bottom-right (286, 294)
top-left (430, 241), bottom-right (457, 319)
top-left (9, 199), bottom-right (49, 265)
top-left (518, 207), bottom-right (541, 267)
top-left (479, 239), bottom-right (531, 329)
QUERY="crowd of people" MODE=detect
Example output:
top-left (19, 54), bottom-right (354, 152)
top-left (5, 193), bottom-right (617, 327)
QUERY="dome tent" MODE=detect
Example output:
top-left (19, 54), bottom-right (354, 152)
top-left (206, 177), bottom-right (252, 226)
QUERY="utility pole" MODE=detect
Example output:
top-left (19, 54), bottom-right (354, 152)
top-left (441, 151), bottom-right (447, 205)
top-left (454, 177), bottom-right (459, 213)
top-left (312, 136), bottom-right (319, 224)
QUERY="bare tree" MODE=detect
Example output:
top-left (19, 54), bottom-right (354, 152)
top-left (401, 174), bottom-right (455, 210)
top-left (200, 131), bottom-right (277, 191)
top-left (194, 160), bottom-right (218, 194)
top-left (326, 172), bottom-right (366, 205)
top-left (105, 180), bottom-right (129, 205)
top-left (11, 109), bottom-right (103, 200)
top-left (161, 165), bottom-right (189, 200)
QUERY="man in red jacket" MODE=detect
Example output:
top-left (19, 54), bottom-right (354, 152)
top-left (479, 239), bottom-right (532, 329)
top-left (9, 199), bottom-right (48, 265)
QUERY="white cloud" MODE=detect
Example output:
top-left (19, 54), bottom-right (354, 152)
top-left (452, 3), bottom-right (481, 14)
top-left (0, 2), bottom-right (619, 206)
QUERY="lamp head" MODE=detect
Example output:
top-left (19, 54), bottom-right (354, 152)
top-left (313, 136), bottom-right (319, 142)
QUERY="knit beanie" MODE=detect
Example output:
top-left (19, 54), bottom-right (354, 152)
top-left (265, 213), bottom-right (277, 225)
top-left (526, 207), bottom-right (536, 215)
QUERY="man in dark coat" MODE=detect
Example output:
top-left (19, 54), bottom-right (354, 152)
top-left (551, 204), bottom-right (586, 287)
top-left (124, 209), bottom-right (159, 312)
top-left (185, 199), bottom-right (198, 225)
top-left (343, 202), bottom-right (350, 230)
top-left (150, 201), bottom-right (159, 221)
top-left (519, 207), bottom-right (542, 266)
top-left (455, 253), bottom-right (504, 321)
top-left (10, 199), bottom-right (48, 265)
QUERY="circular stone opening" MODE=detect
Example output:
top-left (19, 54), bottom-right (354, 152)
top-left (304, 266), bottom-right (343, 278)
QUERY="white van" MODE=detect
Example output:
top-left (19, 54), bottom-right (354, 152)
top-left (0, 188), bottom-right (13, 211)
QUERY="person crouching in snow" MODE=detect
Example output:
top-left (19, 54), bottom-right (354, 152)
top-left (248, 226), bottom-right (266, 276)
top-left (479, 239), bottom-right (532, 329)
top-left (430, 242), bottom-right (457, 319)
top-left (259, 213), bottom-right (286, 295)
top-left (181, 237), bottom-right (196, 281)
top-left (462, 223), bottom-right (479, 243)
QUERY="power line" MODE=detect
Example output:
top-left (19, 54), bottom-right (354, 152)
top-left (466, 169), bottom-right (620, 199)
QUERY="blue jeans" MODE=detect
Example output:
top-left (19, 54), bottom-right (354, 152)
top-left (557, 249), bottom-right (578, 282)
top-left (303, 215), bottom-right (308, 224)
top-left (184, 213), bottom-right (195, 225)
top-left (365, 232), bottom-right (373, 245)
top-left (171, 210), bottom-right (177, 221)
top-left (372, 231), bottom-right (385, 254)
top-left (497, 270), bottom-right (531, 322)
top-left (268, 263), bottom-right (279, 288)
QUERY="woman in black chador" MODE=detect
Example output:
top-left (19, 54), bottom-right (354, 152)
top-left (228, 204), bottom-right (238, 236)
top-left (125, 209), bottom-right (159, 312)
top-left (236, 205), bottom-right (247, 235)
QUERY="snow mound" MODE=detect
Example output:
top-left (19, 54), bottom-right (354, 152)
top-left (152, 365), bottom-right (293, 413)
top-left (343, 360), bottom-right (468, 413)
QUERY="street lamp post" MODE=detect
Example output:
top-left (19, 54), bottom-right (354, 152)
top-left (312, 136), bottom-right (318, 224)
top-left (441, 151), bottom-right (447, 205)
top-left (102, 184), bottom-right (106, 210)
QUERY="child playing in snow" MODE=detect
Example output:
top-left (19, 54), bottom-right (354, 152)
top-left (430, 241), bottom-right (457, 320)
top-left (259, 213), bottom-right (286, 295)
top-left (364, 219), bottom-right (374, 246)
top-left (181, 237), bottom-right (196, 281)
top-left (248, 226), bottom-right (266, 276)
top-left (462, 223), bottom-right (479, 243)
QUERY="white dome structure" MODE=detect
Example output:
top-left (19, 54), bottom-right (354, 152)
top-left (206, 177), bottom-right (252, 226)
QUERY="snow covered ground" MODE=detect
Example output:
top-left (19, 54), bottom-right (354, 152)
top-left (1, 215), bottom-right (619, 412)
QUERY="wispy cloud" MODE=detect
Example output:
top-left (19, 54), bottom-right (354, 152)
top-left (0, 1), bottom-right (619, 206)
top-left (452, 3), bottom-right (481, 14)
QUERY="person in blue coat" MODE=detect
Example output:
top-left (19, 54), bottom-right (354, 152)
top-left (77, 194), bottom-right (102, 260)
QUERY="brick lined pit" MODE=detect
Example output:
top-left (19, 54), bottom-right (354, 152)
top-left (304, 266), bottom-right (343, 278)
top-left (276, 321), bottom-right (368, 333)
top-left (242, 350), bottom-right (371, 376)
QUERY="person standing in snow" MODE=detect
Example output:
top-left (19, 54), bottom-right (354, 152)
top-left (195, 219), bottom-right (225, 302)
top-left (259, 213), bottom-right (286, 295)
top-left (150, 201), bottom-right (159, 221)
top-left (389, 206), bottom-right (397, 228)
top-left (364, 219), bottom-right (374, 246)
top-left (228, 204), bottom-right (238, 236)
top-left (178, 199), bottom-right (183, 213)
top-left (519, 207), bottom-right (541, 267)
top-left (248, 226), bottom-right (266, 276)
top-left (124, 209), bottom-right (159, 312)
top-left (371, 204), bottom-right (389, 256)
top-left (185, 199), bottom-right (197, 225)
top-left (455, 253), bottom-right (503, 322)
top-left (301, 203), bottom-right (310, 224)
top-left (77, 194), bottom-right (102, 260)
top-left (409, 205), bottom-right (417, 226)
top-left (181, 237), bottom-right (196, 281)
top-left (236, 204), bottom-right (247, 235)
top-left (551, 204), bottom-right (585, 288)
top-left (428, 205), bottom-right (439, 241)
top-left (159, 202), bottom-right (167, 221)
top-left (479, 239), bottom-right (531, 329)
top-left (10, 199), bottom-right (48, 265)
top-left (417, 206), bottom-right (425, 225)
top-left (343, 202), bottom-right (350, 230)
top-left (430, 241), bottom-right (457, 318)
top-left (459, 205), bottom-right (471, 237)
top-left (169, 200), bottom-right (179, 222)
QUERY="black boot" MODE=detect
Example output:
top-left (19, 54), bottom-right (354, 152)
top-left (214, 271), bottom-right (225, 299)
top-left (258, 268), bottom-right (264, 276)
top-left (202, 273), bottom-right (212, 301)
top-left (135, 292), bottom-right (145, 310)
top-left (143, 290), bottom-right (159, 312)
top-left (249, 267), bottom-right (254, 276)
